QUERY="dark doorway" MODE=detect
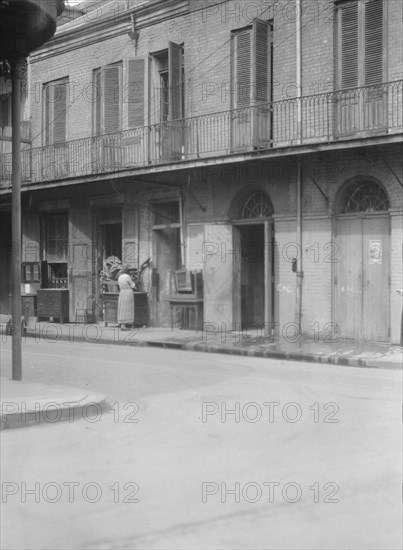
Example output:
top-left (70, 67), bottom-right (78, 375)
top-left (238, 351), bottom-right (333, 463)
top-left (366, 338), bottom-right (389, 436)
top-left (103, 223), bottom-right (122, 260)
top-left (239, 224), bottom-right (265, 329)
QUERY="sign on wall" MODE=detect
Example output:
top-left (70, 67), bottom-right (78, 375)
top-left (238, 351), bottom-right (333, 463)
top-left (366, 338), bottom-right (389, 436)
top-left (369, 240), bottom-right (382, 265)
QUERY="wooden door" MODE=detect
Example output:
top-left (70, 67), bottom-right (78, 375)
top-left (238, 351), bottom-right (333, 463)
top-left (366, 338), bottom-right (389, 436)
top-left (335, 215), bottom-right (390, 341)
top-left (69, 243), bottom-right (93, 323)
top-left (361, 216), bottom-right (390, 341)
top-left (68, 209), bottom-right (94, 323)
top-left (335, 218), bottom-right (363, 339)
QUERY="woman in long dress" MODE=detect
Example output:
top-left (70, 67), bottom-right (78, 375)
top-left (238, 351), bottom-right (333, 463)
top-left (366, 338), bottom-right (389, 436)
top-left (117, 266), bottom-right (136, 330)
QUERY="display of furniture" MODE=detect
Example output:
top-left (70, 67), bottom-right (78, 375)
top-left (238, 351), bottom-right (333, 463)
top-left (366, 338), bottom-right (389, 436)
top-left (37, 289), bottom-right (69, 323)
top-left (168, 270), bottom-right (204, 331)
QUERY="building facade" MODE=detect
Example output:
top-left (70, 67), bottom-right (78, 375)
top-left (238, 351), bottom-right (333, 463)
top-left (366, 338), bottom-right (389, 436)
top-left (0, 0), bottom-right (402, 343)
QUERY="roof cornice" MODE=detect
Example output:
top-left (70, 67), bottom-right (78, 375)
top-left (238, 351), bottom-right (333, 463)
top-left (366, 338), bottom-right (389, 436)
top-left (30, 0), bottom-right (189, 63)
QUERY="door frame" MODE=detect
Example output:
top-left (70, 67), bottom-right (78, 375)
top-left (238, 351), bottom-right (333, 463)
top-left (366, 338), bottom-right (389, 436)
top-left (232, 218), bottom-right (274, 335)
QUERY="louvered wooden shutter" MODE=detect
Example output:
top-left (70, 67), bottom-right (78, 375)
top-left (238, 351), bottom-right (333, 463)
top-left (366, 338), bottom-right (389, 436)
top-left (254, 20), bottom-right (270, 103)
top-left (341, 3), bottom-right (359, 89)
top-left (43, 83), bottom-right (51, 145)
top-left (168, 42), bottom-right (183, 120)
top-left (103, 64), bottom-right (121, 134)
top-left (365, 0), bottom-right (383, 85)
top-left (94, 69), bottom-right (102, 135)
top-left (127, 58), bottom-right (145, 128)
top-left (235, 30), bottom-right (251, 108)
top-left (53, 80), bottom-right (67, 144)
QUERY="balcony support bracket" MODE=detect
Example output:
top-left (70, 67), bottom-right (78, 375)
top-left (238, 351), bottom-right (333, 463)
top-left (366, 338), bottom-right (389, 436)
top-left (186, 175), bottom-right (206, 212)
top-left (304, 168), bottom-right (330, 207)
top-left (374, 146), bottom-right (403, 188)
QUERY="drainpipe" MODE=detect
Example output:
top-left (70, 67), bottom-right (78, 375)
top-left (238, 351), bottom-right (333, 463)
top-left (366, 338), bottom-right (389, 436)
top-left (295, 0), bottom-right (303, 331)
top-left (295, 156), bottom-right (303, 330)
top-left (296, 0), bottom-right (302, 144)
top-left (179, 191), bottom-right (186, 268)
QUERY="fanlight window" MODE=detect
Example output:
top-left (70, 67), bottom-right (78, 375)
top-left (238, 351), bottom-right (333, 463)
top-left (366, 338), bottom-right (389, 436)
top-left (342, 182), bottom-right (389, 214)
top-left (241, 192), bottom-right (273, 219)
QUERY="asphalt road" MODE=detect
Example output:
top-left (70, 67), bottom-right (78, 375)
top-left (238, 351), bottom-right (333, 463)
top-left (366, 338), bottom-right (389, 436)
top-left (1, 339), bottom-right (402, 550)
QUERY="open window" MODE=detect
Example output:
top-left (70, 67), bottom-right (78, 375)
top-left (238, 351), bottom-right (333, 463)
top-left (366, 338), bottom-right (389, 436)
top-left (150, 43), bottom-right (184, 124)
top-left (149, 43), bottom-right (185, 162)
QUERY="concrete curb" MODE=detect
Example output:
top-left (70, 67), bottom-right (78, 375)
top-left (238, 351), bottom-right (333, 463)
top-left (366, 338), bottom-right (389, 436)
top-left (2, 327), bottom-right (401, 370)
top-left (182, 341), bottom-right (401, 369)
top-left (1, 393), bottom-right (108, 431)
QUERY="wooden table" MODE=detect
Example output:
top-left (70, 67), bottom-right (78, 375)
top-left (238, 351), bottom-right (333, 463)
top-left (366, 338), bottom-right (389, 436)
top-left (168, 294), bottom-right (203, 331)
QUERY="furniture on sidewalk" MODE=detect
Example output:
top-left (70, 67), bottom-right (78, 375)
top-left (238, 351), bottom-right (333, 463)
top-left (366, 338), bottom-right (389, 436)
top-left (37, 289), bottom-right (69, 324)
top-left (168, 270), bottom-right (204, 331)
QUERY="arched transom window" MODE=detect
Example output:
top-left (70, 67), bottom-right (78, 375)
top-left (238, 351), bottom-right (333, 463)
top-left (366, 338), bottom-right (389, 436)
top-left (241, 191), bottom-right (274, 219)
top-left (341, 181), bottom-right (389, 214)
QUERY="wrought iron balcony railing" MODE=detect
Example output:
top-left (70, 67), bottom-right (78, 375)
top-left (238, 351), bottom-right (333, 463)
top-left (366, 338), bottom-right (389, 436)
top-left (0, 81), bottom-right (401, 185)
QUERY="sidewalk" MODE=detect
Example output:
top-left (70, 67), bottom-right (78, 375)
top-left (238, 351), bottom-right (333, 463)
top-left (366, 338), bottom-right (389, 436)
top-left (1, 320), bottom-right (401, 370)
top-left (0, 378), bottom-right (106, 431)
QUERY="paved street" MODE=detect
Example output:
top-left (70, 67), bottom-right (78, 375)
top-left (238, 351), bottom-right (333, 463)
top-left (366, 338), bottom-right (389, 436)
top-left (1, 339), bottom-right (402, 550)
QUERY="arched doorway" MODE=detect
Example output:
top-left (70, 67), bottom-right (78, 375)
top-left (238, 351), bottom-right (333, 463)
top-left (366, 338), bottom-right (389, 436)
top-left (335, 178), bottom-right (390, 341)
top-left (231, 189), bottom-right (275, 331)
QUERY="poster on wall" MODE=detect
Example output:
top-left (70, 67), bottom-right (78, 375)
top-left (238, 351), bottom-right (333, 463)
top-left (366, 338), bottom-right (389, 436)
top-left (369, 240), bottom-right (382, 265)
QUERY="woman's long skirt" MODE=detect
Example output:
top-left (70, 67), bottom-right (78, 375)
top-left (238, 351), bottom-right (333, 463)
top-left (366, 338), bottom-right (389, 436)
top-left (117, 289), bottom-right (135, 324)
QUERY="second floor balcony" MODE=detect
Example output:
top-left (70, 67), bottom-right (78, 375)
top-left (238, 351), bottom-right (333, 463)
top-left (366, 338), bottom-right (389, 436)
top-left (0, 81), bottom-right (402, 186)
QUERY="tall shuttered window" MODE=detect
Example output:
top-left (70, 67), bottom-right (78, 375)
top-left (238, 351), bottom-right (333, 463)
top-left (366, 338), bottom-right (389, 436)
top-left (43, 78), bottom-right (68, 145)
top-left (231, 20), bottom-right (272, 109)
top-left (127, 58), bottom-right (146, 128)
top-left (93, 62), bottom-right (122, 135)
top-left (338, 0), bottom-right (384, 90)
top-left (93, 59), bottom-right (147, 134)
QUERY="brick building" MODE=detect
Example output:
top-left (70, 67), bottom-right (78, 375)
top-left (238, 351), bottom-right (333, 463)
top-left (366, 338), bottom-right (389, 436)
top-left (0, 0), bottom-right (402, 343)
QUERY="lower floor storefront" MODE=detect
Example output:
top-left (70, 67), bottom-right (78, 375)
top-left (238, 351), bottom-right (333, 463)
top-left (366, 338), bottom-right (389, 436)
top-left (0, 145), bottom-right (401, 344)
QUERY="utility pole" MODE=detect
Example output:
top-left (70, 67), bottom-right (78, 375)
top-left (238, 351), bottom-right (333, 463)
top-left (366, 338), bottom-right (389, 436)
top-left (10, 55), bottom-right (24, 381)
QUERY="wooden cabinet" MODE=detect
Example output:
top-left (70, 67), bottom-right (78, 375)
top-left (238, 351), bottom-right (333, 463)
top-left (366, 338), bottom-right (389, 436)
top-left (103, 293), bottom-right (118, 326)
top-left (37, 289), bottom-right (69, 323)
top-left (169, 270), bottom-right (204, 331)
top-left (103, 292), bottom-right (148, 327)
top-left (21, 295), bottom-right (37, 319)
